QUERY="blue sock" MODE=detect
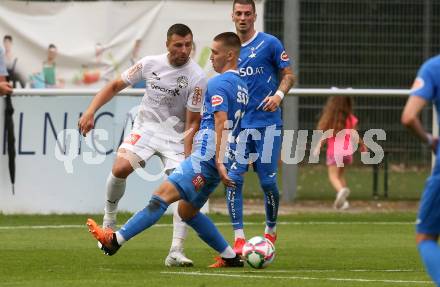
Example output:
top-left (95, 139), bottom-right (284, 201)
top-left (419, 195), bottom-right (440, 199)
top-left (418, 240), bottom-right (440, 286)
top-left (118, 195), bottom-right (168, 241)
top-left (185, 212), bottom-right (229, 253)
top-left (261, 178), bottom-right (279, 229)
top-left (226, 172), bottom-right (244, 230)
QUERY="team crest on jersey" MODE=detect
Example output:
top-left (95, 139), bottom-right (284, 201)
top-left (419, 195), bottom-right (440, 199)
top-left (124, 133), bottom-right (141, 145)
top-left (280, 51), bottom-right (289, 61)
top-left (177, 76), bottom-right (189, 88)
top-left (192, 86), bottom-right (202, 105)
top-left (192, 174), bottom-right (206, 191)
top-left (211, 95), bottom-right (223, 107)
top-left (411, 77), bottom-right (425, 92)
top-left (249, 47), bottom-right (257, 58)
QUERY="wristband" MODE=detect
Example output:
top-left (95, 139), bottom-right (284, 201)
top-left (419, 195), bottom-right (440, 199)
top-left (275, 90), bottom-right (285, 100)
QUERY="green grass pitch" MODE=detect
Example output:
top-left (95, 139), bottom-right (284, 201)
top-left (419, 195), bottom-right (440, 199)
top-left (0, 212), bottom-right (433, 287)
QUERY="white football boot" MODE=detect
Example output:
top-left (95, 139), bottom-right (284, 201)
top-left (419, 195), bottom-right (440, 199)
top-left (165, 247), bottom-right (194, 267)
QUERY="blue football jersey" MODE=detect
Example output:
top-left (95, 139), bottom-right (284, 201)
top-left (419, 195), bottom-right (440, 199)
top-left (238, 32), bottom-right (291, 128)
top-left (410, 55), bottom-right (440, 124)
top-left (201, 70), bottom-right (248, 139)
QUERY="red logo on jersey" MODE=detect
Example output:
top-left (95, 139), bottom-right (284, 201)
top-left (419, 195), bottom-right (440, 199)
top-left (124, 133), bottom-right (141, 145)
top-left (212, 95), bottom-right (224, 107)
top-left (192, 174), bottom-right (206, 191)
top-left (192, 86), bottom-right (202, 106)
top-left (411, 77), bottom-right (425, 92)
top-left (280, 51), bottom-right (289, 61)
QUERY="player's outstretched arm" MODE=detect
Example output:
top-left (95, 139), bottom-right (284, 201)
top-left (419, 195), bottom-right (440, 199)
top-left (263, 67), bottom-right (296, 112)
top-left (401, 96), bottom-right (438, 153)
top-left (78, 78), bottom-right (128, 136)
top-left (214, 111), bottom-right (235, 188)
top-left (184, 110), bottom-right (201, 157)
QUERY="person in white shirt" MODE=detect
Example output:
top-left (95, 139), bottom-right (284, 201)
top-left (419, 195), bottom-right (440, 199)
top-left (78, 23), bottom-right (206, 267)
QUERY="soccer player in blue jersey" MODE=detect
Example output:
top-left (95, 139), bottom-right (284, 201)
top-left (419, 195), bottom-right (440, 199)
top-left (402, 55), bottom-right (440, 286)
top-left (226, 0), bottom-right (296, 254)
top-left (86, 31), bottom-right (248, 268)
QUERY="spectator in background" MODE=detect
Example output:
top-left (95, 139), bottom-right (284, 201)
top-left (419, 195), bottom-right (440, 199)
top-left (3, 35), bottom-right (26, 88)
top-left (43, 44), bottom-right (57, 88)
top-left (43, 44), bottom-right (64, 88)
top-left (313, 96), bottom-right (366, 210)
top-left (0, 44), bottom-right (12, 95)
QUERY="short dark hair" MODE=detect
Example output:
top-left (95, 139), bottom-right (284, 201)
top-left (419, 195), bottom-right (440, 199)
top-left (233, 0), bottom-right (256, 13)
top-left (167, 23), bottom-right (192, 40)
top-left (48, 43), bottom-right (56, 49)
top-left (3, 35), bottom-right (12, 42)
top-left (213, 32), bottom-right (241, 53)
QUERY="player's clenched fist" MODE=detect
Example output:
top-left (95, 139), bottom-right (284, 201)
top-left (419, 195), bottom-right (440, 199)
top-left (0, 82), bottom-right (13, 95)
top-left (78, 111), bottom-right (94, 136)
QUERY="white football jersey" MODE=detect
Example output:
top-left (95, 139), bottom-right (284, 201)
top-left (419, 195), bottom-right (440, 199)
top-left (121, 53), bottom-right (206, 142)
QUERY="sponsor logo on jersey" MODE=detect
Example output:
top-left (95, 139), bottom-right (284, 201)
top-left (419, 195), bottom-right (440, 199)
top-left (124, 133), bottom-right (141, 145)
top-left (192, 86), bottom-right (202, 106)
top-left (281, 51), bottom-right (289, 61)
top-left (151, 71), bottom-right (160, 80)
top-left (411, 77), bottom-right (425, 93)
top-left (192, 174), bottom-right (206, 191)
top-left (239, 66), bottom-right (264, 77)
top-left (211, 95), bottom-right (223, 107)
top-left (150, 83), bottom-right (180, 97)
top-left (177, 76), bottom-right (189, 89)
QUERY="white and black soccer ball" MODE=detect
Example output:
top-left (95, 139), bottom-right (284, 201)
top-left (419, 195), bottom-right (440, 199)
top-left (242, 236), bottom-right (275, 269)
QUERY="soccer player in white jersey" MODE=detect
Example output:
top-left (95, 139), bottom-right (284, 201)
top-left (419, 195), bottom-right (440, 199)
top-left (78, 24), bottom-right (206, 267)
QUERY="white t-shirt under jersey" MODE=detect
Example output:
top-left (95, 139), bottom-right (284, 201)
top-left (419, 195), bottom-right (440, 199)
top-left (121, 53), bottom-right (206, 142)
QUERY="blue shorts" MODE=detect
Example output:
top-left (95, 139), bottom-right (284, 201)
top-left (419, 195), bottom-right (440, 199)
top-left (168, 130), bottom-right (221, 209)
top-left (231, 126), bottom-right (282, 176)
top-left (416, 162), bottom-right (440, 235)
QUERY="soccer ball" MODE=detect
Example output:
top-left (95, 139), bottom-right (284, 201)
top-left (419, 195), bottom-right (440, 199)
top-left (242, 236), bottom-right (275, 269)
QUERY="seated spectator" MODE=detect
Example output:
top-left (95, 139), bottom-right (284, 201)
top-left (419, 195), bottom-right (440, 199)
top-left (3, 35), bottom-right (26, 88)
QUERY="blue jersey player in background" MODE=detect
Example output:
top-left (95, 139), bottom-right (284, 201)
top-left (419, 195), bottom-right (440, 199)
top-left (86, 32), bottom-right (248, 268)
top-left (226, 0), bottom-right (296, 254)
top-left (402, 55), bottom-right (440, 285)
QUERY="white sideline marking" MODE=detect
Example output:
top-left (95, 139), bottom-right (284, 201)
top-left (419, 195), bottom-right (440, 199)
top-left (206, 269), bottom-right (417, 273)
top-left (0, 221), bottom-right (414, 230)
top-left (160, 271), bottom-right (432, 285)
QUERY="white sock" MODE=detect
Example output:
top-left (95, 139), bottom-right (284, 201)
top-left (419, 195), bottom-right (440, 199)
top-left (234, 229), bottom-right (245, 240)
top-left (220, 246), bottom-right (236, 259)
top-left (104, 173), bottom-right (126, 221)
top-left (338, 187), bottom-right (349, 194)
top-left (265, 225), bottom-right (277, 235)
top-left (170, 204), bottom-right (188, 251)
top-left (115, 231), bottom-right (126, 246)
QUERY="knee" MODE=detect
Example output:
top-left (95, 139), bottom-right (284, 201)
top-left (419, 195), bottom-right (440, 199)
top-left (146, 195), bottom-right (168, 212)
top-left (259, 175), bottom-right (278, 194)
top-left (112, 161), bottom-right (132, 178)
top-left (178, 200), bottom-right (198, 222)
top-left (228, 171), bottom-right (244, 186)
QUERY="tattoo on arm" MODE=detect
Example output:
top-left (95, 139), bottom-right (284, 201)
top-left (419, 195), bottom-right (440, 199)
top-left (278, 68), bottom-right (296, 95)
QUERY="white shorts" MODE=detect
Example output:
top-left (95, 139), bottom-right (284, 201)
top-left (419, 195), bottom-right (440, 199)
top-left (119, 130), bottom-right (184, 172)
